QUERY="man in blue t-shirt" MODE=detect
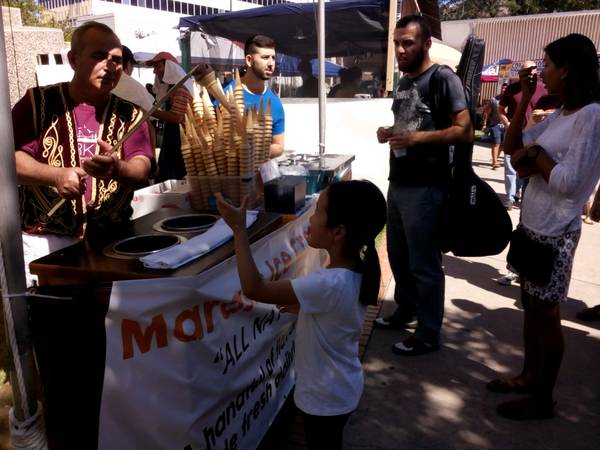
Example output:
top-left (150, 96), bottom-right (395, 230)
top-left (374, 15), bottom-right (472, 355)
top-left (224, 35), bottom-right (285, 158)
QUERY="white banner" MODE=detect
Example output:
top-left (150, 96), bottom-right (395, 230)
top-left (99, 204), bottom-right (322, 450)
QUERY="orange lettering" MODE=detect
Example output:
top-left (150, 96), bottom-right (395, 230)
top-left (121, 315), bottom-right (168, 360)
top-left (174, 306), bottom-right (203, 342)
top-left (204, 301), bottom-right (218, 333)
top-left (221, 292), bottom-right (245, 319)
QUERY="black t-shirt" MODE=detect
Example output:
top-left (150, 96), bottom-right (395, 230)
top-left (389, 64), bottom-right (467, 186)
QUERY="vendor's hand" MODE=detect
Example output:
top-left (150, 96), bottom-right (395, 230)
top-left (519, 66), bottom-right (537, 100)
top-left (82, 139), bottom-right (122, 180)
top-left (511, 147), bottom-right (538, 178)
top-left (376, 126), bottom-right (393, 144)
top-left (388, 130), bottom-right (416, 150)
top-left (216, 193), bottom-right (248, 233)
top-left (54, 167), bottom-right (87, 199)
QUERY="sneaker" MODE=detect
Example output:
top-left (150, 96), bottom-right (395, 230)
top-left (496, 272), bottom-right (519, 286)
top-left (392, 335), bottom-right (439, 356)
top-left (374, 315), bottom-right (417, 330)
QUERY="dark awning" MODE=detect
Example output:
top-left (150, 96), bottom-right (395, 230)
top-left (178, 0), bottom-right (390, 59)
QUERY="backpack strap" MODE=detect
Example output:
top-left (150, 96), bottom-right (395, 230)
top-left (428, 64), bottom-right (454, 131)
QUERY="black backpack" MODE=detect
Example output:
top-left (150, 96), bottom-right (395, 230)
top-left (430, 35), bottom-right (512, 257)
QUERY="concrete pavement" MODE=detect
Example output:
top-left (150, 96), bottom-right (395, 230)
top-left (345, 144), bottom-right (600, 450)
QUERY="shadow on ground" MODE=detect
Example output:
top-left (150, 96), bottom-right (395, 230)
top-left (347, 299), bottom-right (600, 450)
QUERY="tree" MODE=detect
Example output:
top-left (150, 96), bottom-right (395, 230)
top-left (440, 0), bottom-right (600, 20)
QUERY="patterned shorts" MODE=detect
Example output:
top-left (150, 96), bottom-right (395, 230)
top-left (508, 226), bottom-right (581, 303)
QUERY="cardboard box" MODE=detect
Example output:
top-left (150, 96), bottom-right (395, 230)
top-left (131, 180), bottom-right (191, 219)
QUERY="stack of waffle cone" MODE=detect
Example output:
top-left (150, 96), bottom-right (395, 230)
top-left (252, 107), bottom-right (263, 171)
top-left (191, 83), bottom-right (204, 124)
top-left (201, 87), bottom-right (217, 136)
top-left (184, 112), bottom-right (205, 175)
top-left (234, 69), bottom-right (245, 128)
top-left (179, 127), bottom-right (196, 176)
top-left (228, 133), bottom-right (241, 176)
top-left (239, 111), bottom-right (253, 179)
top-left (199, 122), bottom-right (218, 176)
top-left (213, 108), bottom-right (227, 175)
top-left (262, 100), bottom-right (273, 162)
top-left (197, 69), bottom-right (242, 127)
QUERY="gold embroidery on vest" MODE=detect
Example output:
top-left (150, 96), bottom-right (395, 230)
top-left (59, 86), bottom-right (79, 216)
top-left (41, 116), bottom-right (63, 168)
top-left (90, 99), bottom-right (114, 210)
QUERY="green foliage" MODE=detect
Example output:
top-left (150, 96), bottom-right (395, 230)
top-left (440, 0), bottom-right (600, 20)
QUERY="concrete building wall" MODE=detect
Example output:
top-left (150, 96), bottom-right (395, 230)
top-left (2, 6), bottom-right (66, 107)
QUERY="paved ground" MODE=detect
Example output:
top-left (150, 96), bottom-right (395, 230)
top-left (344, 145), bottom-right (600, 450)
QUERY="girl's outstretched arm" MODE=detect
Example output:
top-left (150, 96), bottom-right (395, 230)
top-left (216, 193), bottom-right (299, 306)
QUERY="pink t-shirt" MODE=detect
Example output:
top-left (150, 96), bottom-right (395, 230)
top-left (12, 94), bottom-right (154, 203)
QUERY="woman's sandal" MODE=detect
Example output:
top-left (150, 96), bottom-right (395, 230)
top-left (497, 396), bottom-right (556, 420)
top-left (486, 378), bottom-right (532, 394)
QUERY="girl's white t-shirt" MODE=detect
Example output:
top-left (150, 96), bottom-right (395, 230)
top-left (522, 103), bottom-right (600, 236)
top-left (291, 267), bottom-right (365, 416)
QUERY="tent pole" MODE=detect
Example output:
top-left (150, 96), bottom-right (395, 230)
top-left (385, 0), bottom-right (398, 93)
top-left (317, 0), bottom-right (325, 156)
top-left (0, 15), bottom-right (44, 428)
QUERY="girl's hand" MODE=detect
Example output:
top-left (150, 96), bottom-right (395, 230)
top-left (215, 192), bottom-right (248, 233)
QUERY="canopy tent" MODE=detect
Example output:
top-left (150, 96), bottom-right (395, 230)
top-left (430, 38), bottom-right (462, 69)
top-left (179, 0), bottom-right (390, 59)
top-left (122, 30), bottom-right (182, 64)
top-left (124, 30), bottom-right (246, 71)
top-left (178, 0), bottom-right (455, 68)
top-left (276, 55), bottom-right (343, 77)
top-left (188, 32), bottom-right (245, 71)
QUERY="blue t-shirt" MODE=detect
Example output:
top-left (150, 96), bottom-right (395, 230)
top-left (222, 80), bottom-right (285, 135)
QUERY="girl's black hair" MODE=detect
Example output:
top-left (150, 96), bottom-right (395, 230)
top-left (545, 33), bottom-right (600, 109)
top-left (325, 180), bottom-right (387, 306)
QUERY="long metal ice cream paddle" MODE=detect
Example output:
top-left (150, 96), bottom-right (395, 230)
top-left (47, 63), bottom-right (205, 218)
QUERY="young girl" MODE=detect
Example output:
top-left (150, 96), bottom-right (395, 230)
top-left (216, 180), bottom-right (387, 450)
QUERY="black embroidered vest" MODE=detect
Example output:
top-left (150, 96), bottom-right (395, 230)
top-left (19, 83), bottom-right (145, 237)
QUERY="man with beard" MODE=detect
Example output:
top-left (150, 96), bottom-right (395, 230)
top-left (225, 35), bottom-right (285, 157)
top-left (374, 15), bottom-right (472, 355)
top-left (12, 21), bottom-right (154, 285)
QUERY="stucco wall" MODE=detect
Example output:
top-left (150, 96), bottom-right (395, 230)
top-left (2, 6), bottom-right (66, 106)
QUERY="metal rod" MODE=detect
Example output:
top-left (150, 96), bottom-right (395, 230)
top-left (385, 0), bottom-right (398, 93)
top-left (0, 17), bottom-right (44, 425)
top-left (317, 0), bottom-right (326, 157)
top-left (109, 63), bottom-right (203, 156)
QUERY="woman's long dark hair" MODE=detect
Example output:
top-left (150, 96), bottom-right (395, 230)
top-left (545, 33), bottom-right (600, 109)
top-left (325, 180), bottom-right (387, 306)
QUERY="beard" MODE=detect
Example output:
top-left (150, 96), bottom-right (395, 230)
top-left (251, 63), bottom-right (271, 81)
top-left (398, 46), bottom-right (426, 74)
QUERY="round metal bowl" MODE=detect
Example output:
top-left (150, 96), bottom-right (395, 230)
top-left (111, 234), bottom-right (181, 257)
top-left (154, 213), bottom-right (219, 233)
